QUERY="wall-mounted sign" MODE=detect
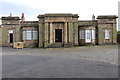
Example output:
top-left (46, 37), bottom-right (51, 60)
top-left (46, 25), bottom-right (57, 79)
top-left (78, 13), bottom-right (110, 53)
top-left (8, 30), bottom-right (13, 33)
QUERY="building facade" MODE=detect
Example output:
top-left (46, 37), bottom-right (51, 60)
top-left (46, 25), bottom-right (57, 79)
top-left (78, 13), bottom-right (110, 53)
top-left (0, 13), bottom-right (118, 48)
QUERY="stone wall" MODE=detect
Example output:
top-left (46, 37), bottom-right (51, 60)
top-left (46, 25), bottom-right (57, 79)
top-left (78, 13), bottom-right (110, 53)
top-left (78, 26), bottom-right (96, 45)
top-left (1, 14), bottom-right (118, 48)
top-left (1, 16), bottom-right (20, 47)
top-left (22, 26), bottom-right (38, 48)
top-left (97, 16), bottom-right (117, 45)
top-left (21, 21), bottom-right (39, 48)
top-left (0, 27), bottom-right (2, 46)
top-left (38, 13), bottom-right (79, 48)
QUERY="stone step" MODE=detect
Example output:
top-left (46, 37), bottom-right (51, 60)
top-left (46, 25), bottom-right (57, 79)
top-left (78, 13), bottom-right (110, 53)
top-left (49, 43), bottom-right (63, 48)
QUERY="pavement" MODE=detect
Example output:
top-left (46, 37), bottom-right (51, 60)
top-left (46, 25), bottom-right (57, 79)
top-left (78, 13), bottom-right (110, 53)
top-left (1, 45), bottom-right (119, 78)
top-left (2, 55), bottom-right (118, 78)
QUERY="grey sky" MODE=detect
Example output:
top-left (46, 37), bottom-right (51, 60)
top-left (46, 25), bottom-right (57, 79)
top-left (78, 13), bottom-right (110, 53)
top-left (118, 1), bottom-right (120, 31)
top-left (0, 0), bottom-right (120, 30)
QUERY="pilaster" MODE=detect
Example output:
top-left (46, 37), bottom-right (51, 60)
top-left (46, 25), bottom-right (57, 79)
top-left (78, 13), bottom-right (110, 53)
top-left (64, 22), bottom-right (68, 44)
top-left (74, 22), bottom-right (78, 46)
top-left (38, 22), bottom-right (43, 48)
top-left (50, 22), bottom-right (53, 44)
top-left (68, 22), bottom-right (73, 45)
top-left (44, 22), bottom-right (49, 47)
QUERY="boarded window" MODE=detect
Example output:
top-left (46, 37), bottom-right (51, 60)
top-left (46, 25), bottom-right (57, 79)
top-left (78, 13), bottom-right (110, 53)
top-left (79, 29), bottom-right (84, 39)
top-left (105, 30), bottom-right (110, 39)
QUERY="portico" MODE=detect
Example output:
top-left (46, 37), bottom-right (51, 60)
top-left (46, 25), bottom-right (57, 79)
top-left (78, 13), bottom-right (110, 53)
top-left (37, 14), bottom-right (79, 47)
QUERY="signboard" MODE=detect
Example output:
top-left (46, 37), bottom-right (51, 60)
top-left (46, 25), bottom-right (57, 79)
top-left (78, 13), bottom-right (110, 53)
top-left (8, 30), bottom-right (13, 33)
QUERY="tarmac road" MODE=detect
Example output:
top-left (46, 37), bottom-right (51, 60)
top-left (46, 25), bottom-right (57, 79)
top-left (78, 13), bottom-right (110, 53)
top-left (2, 55), bottom-right (118, 78)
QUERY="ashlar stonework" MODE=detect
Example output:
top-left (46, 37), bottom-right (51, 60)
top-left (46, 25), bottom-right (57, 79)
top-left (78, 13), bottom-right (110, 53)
top-left (0, 13), bottom-right (118, 48)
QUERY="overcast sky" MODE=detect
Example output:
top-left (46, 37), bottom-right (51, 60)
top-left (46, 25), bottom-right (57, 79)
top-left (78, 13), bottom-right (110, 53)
top-left (0, 0), bottom-right (120, 30)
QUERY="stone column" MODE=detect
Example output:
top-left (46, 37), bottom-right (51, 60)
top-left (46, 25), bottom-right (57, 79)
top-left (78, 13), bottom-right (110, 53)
top-left (68, 22), bottom-right (73, 45)
top-left (64, 22), bottom-right (68, 44)
top-left (38, 21), bottom-right (43, 48)
top-left (74, 22), bottom-right (78, 46)
top-left (50, 22), bottom-right (53, 44)
top-left (44, 22), bottom-right (49, 47)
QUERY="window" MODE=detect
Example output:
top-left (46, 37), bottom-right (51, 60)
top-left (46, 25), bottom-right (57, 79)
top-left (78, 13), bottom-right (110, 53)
top-left (26, 31), bottom-right (32, 40)
top-left (105, 30), bottom-right (110, 39)
top-left (22, 30), bottom-right (38, 40)
top-left (33, 31), bottom-right (38, 40)
top-left (23, 31), bottom-right (26, 40)
top-left (92, 30), bottom-right (95, 39)
top-left (86, 30), bottom-right (91, 39)
top-left (79, 29), bottom-right (84, 39)
top-left (85, 29), bottom-right (91, 42)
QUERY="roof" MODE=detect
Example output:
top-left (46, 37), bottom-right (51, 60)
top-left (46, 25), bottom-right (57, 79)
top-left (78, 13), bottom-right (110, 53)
top-left (1, 17), bottom-right (20, 20)
top-left (97, 15), bottom-right (118, 19)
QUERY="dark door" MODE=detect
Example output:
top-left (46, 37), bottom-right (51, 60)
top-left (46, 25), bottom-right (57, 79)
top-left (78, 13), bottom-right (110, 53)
top-left (55, 29), bottom-right (62, 42)
top-left (9, 33), bottom-right (13, 43)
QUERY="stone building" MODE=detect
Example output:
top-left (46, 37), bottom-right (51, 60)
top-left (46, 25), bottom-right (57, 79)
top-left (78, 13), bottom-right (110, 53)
top-left (0, 13), bottom-right (118, 48)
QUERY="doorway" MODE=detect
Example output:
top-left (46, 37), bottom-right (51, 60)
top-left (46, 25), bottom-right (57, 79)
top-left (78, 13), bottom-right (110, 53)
top-left (9, 33), bottom-right (13, 43)
top-left (55, 29), bottom-right (62, 42)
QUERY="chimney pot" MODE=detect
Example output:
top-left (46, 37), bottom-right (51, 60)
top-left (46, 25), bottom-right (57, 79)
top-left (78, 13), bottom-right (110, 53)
top-left (10, 13), bottom-right (12, 17)
top-left (21, 13), bottom-right (25, 21)
top-left (92, 14), bottom-right (95, 20)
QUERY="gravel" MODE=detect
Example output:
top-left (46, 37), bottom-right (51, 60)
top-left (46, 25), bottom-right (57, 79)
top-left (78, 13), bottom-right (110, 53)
top-left (2, 45), bottom-right (118, 65)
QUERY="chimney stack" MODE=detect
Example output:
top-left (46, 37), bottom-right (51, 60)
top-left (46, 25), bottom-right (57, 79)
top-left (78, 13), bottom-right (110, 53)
top-left (21, 13), bottom-right (25, 21)
top-left (92, 14), bottom-right (95, 20)
top-left (9, 13), bottom-right (12, 17)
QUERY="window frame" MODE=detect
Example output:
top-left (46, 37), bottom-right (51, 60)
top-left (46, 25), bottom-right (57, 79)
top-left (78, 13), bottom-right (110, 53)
top-left (26, 30), bottom-right (32, 40)
top-left (22, 31), bottom-right (26, 40)
top-left (79, 29), bottom-right (85, 39)
top-left (105, 30), bottom-right (110, 39)
top-left (22, 30), bottom-right (38, 40)
top-left (33, 30), bottom-right (38, 40)
top-left (92, 29), bottom-right (95, 39)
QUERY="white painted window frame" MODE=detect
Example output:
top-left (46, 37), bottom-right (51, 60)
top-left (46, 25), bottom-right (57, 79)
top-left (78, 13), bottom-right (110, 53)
top-left (92, 29), bottom-right (95, 39)
top-left (105, 30), bottom-right (110, 39)
top-left (85, 29), bottom-right (91, 42)
top-left (22, 31), bottom-right (26, 40)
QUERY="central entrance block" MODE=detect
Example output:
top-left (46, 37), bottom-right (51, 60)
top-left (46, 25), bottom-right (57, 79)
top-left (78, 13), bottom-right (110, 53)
top-left (38, 13), bottom-right (79, 48)
top-left (55, 29), bottom-right (62, 42)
